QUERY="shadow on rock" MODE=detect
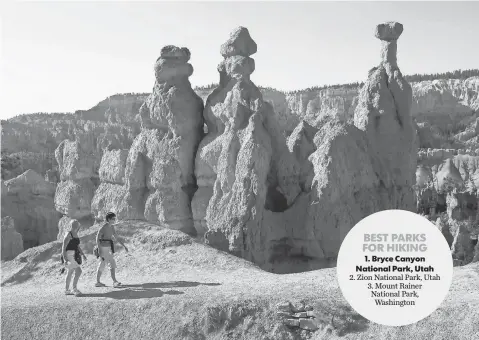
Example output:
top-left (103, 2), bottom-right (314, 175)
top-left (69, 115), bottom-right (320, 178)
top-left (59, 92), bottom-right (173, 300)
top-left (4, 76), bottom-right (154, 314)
top-left (121, 281), bottom-right (222, 289)
top-left (80, 288), bottom-right (184, 300)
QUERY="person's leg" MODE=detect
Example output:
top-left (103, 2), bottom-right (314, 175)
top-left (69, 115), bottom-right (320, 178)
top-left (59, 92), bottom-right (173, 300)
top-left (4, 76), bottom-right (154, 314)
top-left (65, 268), bottom-right (73, 291)
top-left (110, 267), bottom-right (118, 283)
top-left (73, 267), bottom-right (82, 289)
top-left (96, 258), bottom-right (105, 284)
top-left (109, 255), bottom-right (119, 284)
top-left (102, 248), bottom-right (119, 284)
top-left (72, 267), bottom-right (83, 295)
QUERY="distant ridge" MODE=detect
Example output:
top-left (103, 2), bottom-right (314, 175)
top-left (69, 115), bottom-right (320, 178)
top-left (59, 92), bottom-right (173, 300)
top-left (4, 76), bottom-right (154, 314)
top-left (3, 68), bottom-right (478, 121)
top-left (194, 68), bottom-right (479, 94)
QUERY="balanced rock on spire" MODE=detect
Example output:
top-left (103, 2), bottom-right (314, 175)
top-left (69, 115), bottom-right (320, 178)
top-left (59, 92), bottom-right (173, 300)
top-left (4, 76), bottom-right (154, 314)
top-left (192, 26), bottom-right (301, 262)
top-left (220, 27), bottom-right (257, 58)
top-left (354, 21), bottom-right (417, 210)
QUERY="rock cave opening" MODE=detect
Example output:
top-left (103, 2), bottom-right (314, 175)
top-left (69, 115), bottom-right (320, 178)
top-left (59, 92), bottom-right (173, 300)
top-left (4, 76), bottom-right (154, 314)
top-left (436, 204), bottom-right (447, 214)
top-left (264, 185), bottom-right (288, 212)
top-left (182, 183), bottom-right (198, 201)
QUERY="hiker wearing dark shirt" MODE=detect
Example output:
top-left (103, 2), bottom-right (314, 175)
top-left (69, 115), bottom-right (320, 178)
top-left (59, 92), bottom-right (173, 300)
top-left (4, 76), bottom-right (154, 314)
top-left (62, 220), bottom-right (87, 296)
top-left (95, 212), bottom-right (128, 287)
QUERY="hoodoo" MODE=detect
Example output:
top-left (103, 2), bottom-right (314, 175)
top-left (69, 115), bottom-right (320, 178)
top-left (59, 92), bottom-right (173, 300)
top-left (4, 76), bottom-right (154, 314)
top-left (92, 45), bottom-right (204, 234)
top-left (354, 21), bottom-right (418, 211)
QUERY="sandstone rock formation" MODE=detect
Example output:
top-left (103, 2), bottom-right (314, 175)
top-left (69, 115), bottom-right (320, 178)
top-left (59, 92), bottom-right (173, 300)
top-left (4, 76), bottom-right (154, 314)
top-left (412, 77), bottom-right (479, 132)
top-left (254, 76), bottom-right (478, 140)
top-left (417, 148), bottom-right (456, 163)
top-left (1, 151), bottom-right (56, 181)
top-left (1, 216), bottom-right (24, 260)
top-left (1, 179), bottom-right (6, 208)
top-left (354, 21), bottom-right (417, 210)
top-left (416, 151), bottom-right (479, 207)
top-left (446, 190), bottom-right (478, 221)
top-left (473, 238), bottom-right (479, 263)
top-left (451, 224), bottom-right (476, 265)
top-left (192, 27), bottom-right (301, 243)
top-left (261, 76), bottom-right (478, 140)
top-left (77, 93), bottom-right (147, 124)
top-left (416, 165), bottom-right (433, 188)
top-left (174, 76), bottom-right (479, 142)
top-left (192, 27), bottom-right (272, 236)
top-left (92, 46), bottom-right (204, 233)
top-left (2, 75), bottom-right (477, 180)
top-left (45, 169), bottom-right (59, 184)
top-left (135, 45), bottom-right (204, 233)
top-left (3, 23), bottom-right (473, 272)
top-left (54, 138), bottom-right (96, 238)
top-left (2, 170), bottom-right (59, 249)
top-left (90, 149), bottom-right (142, 221)
top-left (261, 87), bottom-right (360, 135)
top-left (192, 27), bottom-right (304, 264)
top-left (435, 217), bottom-right (454, 248)
top-left (436, 158), bottom-right (464, 191)
top-left (190, 25), bottom-right (417, 273)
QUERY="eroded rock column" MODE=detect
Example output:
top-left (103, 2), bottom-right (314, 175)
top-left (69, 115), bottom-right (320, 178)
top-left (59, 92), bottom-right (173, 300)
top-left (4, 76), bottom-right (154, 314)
top-left (91, 149), bottom-right (145, 221)
top-left (354, 21), bottom-right (417, 210)
top-left (124, 45), bottom-right (204, 233)
top-left (192, 27), bottom-right (263, 237)
top-left (193, 27), bottom-right (301, 265)
top-left (54, 138), bottom-right (96, 239)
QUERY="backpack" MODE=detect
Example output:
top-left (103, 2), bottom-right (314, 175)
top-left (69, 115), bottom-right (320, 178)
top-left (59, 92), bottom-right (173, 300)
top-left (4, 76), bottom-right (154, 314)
top-left (74, 247), bottom-right (82, 265)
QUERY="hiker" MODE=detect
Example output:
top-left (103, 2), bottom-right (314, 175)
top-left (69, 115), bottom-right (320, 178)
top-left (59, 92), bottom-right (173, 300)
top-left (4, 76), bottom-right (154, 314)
top-left (62, 219), bottom-right (87, 296)
top-left (95, 212), bottom-right (128, 288)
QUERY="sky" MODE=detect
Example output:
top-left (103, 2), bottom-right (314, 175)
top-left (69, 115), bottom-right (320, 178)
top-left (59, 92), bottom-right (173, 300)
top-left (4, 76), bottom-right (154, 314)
top-left (1, 1), bottom-right (479, 119)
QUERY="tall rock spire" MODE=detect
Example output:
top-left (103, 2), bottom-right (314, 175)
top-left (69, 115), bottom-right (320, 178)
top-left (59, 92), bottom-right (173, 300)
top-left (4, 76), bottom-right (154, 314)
top-left (92, 45), bottom-right (204, 234)
top-left (354, 21), bottom-right (418, 210)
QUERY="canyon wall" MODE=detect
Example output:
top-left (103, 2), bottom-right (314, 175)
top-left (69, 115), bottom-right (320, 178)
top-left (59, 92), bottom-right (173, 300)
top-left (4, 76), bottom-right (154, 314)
top-left (3, 77), bottom-right (476, 160)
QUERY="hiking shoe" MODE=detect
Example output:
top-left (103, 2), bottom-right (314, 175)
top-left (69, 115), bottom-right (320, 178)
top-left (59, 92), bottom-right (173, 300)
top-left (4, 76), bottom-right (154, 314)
top-left (95, 282), bottom-right (106, 287)
top-left (73, 288), bottom-right (82, 296)
top-left (113, 281), bottom-right (122, 288)
top-left (65, 290), bottom-right (74, 295)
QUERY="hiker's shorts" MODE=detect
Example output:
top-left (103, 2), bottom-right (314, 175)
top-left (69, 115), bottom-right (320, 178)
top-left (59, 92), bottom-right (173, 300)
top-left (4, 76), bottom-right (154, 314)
top-left (66, 251), bottom-right (81, 270)
top-left (97, 246), bottom-right (116, 271)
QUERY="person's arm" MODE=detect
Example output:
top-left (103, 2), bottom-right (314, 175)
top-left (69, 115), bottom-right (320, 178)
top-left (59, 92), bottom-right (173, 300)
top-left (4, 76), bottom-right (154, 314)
top-left (112, 226), bottom-right (128, 252)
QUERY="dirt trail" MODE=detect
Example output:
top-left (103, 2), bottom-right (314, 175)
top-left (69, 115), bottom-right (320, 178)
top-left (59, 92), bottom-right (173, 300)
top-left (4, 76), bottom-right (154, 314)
top-left (2, 222), bottom-right (479, 340)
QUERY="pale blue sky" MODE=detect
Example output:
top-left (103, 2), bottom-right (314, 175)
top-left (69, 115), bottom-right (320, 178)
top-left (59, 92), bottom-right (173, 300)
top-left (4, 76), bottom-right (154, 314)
top-left (1, 1), bottom-right (478, 119)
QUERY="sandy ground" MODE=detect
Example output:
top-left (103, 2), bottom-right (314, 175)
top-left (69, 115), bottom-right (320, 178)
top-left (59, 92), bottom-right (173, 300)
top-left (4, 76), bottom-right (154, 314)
top-left (2, 222), bottom-right (479, 340)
